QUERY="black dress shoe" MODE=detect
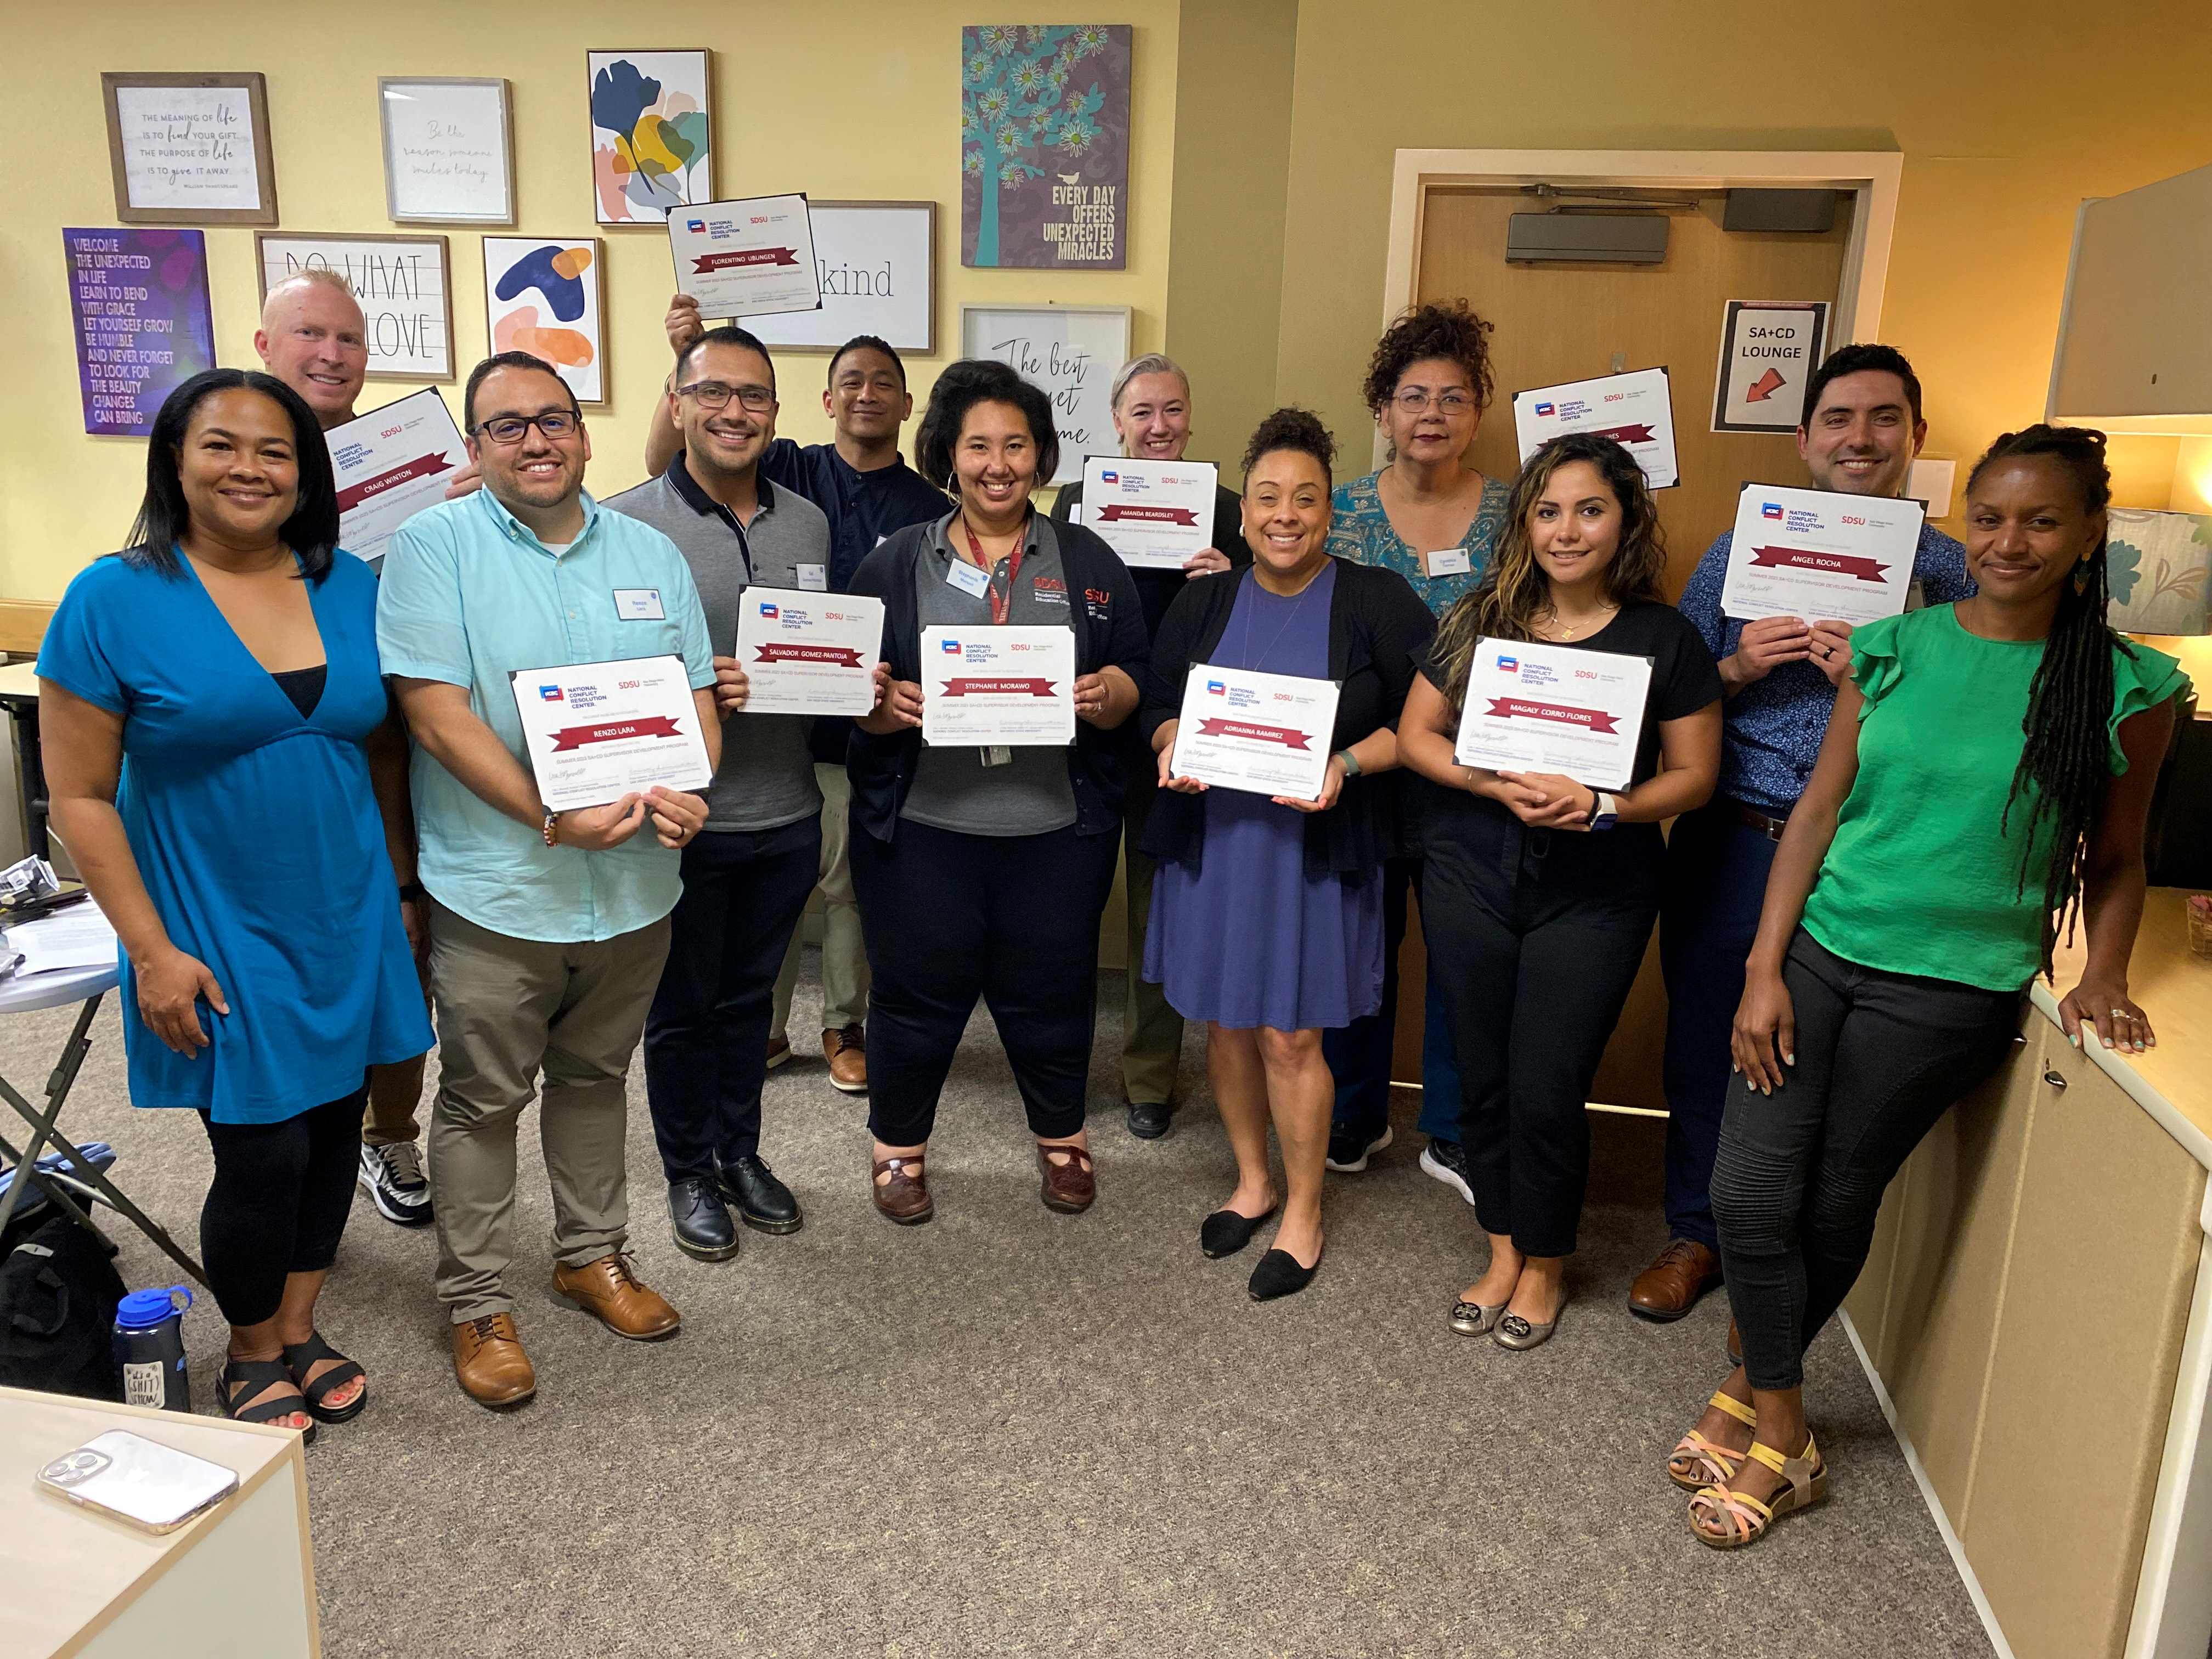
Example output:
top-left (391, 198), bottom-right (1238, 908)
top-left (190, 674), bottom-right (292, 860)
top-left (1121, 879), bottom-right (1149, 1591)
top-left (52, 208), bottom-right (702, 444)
top-left (720, 1154), bottom-right (804, 1234)
top-left (668, 1177), bottom-right (738, 1261)
top-left (1126, 1098), bottom-right (1173, 1140)
top-left (1199, 1206), bottom-right (1274, 1259)
top-left (1248, 1248), bottom-right (1320, 1302)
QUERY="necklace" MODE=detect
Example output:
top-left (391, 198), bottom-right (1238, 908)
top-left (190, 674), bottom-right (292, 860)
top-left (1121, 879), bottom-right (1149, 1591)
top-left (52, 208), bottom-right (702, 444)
top-left (1543, 601), bottom-right (1616, 641)
top-left (1234, 561), bottom-right (1329, 668)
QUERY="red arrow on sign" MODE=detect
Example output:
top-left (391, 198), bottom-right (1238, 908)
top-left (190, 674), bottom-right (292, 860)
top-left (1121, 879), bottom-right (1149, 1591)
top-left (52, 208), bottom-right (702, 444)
top-left (1745, 367), bottom-right (1787, 403)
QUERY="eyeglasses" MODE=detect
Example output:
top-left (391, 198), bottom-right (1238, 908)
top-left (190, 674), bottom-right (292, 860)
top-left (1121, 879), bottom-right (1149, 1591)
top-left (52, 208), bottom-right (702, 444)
top-left (471, 410), bottom-right (580, 445)
top-left (678, 380), bottom-right (777, 413)
top-left (1392, 390), bottom-right (1475, 414)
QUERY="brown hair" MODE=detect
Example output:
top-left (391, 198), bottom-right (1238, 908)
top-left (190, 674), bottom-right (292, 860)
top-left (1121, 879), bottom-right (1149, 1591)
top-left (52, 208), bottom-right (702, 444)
top-left (1361, 300), bottom-right (1496, 414)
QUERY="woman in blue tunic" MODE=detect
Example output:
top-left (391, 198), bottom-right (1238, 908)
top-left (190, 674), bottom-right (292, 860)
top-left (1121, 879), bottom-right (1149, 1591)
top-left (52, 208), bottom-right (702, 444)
top-left (1140, 409), bottom-right (1435, 1300)
top-left (40, 369), bottom-right (433, 1438)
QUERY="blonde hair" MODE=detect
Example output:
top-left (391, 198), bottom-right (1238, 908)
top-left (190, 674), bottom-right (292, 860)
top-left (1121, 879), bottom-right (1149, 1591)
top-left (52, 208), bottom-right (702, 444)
top-left (1109, 353), bottom-right (1190, 413)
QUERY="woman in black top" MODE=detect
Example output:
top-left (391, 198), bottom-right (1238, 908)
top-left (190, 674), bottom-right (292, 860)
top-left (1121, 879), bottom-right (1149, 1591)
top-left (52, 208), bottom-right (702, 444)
top-left (1398, 433), bottom-right (1721, 1348)
top-left (847, 360), bottom-right (1147, 1224)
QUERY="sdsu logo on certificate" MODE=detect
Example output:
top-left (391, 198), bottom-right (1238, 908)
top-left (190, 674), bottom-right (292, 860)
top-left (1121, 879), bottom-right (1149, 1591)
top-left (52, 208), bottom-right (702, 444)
top-left (1453, 637), bottom-right (1652, 792)
top-left (920, 625), bottom-right (1075, 746)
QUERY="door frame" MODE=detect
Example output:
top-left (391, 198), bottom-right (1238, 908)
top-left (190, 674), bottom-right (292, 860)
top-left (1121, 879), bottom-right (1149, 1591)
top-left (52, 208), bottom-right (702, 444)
top-left (1376, 147), bottom-right (1905, 465)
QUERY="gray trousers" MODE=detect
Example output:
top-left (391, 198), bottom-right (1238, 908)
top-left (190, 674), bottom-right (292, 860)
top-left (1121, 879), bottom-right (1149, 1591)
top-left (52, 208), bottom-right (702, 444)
top-left (425, 899), bottom-right (670, 1323)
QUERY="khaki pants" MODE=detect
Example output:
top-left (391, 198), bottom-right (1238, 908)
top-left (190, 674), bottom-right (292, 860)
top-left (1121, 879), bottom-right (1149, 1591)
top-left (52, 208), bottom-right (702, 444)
top-left (424, 899), bottom-right (670, 1323)
top-left (772, 763), bottom-right (871, 1036)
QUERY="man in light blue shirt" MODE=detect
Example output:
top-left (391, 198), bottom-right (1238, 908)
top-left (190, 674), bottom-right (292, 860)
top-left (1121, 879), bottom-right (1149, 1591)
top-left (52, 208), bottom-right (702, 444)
top-left (378, 351), bottom-right (723, 1409)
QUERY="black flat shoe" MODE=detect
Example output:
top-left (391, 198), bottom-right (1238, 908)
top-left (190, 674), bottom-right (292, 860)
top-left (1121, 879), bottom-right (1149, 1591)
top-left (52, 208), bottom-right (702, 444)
top-left (1248, 1248), bottom-right (1320, 1302)
top-left (720, 1154), bottom-right (804, 1234)
top-left (1199, 1206), bottom-right (1275, 1259)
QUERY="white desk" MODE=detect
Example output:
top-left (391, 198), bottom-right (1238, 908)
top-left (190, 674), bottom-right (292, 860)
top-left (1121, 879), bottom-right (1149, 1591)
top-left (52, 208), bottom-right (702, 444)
top-left (0, 1386), bottom-right (319, 1658)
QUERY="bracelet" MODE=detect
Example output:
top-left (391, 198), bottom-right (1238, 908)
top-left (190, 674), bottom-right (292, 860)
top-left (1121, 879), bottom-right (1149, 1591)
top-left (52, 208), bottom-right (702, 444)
top-left (1334, 749), bottom-right (1362, 778)
top-left (541, 806), bottom-right (561, 848)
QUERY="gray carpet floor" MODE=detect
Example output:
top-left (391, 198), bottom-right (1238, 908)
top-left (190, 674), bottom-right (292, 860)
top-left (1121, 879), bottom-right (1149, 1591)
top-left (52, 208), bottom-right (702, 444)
top-left (5, 958), bottom-right (1995, 1658)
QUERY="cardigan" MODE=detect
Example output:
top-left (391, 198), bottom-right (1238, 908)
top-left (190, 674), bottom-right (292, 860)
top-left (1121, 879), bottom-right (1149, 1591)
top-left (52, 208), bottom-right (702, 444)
top-left (844, 511), bottom-right (1150, 842)
top-left (1138, 557), bottom-right (1436, 876)
top-left (1050, 479), bottom-right (1251, 640)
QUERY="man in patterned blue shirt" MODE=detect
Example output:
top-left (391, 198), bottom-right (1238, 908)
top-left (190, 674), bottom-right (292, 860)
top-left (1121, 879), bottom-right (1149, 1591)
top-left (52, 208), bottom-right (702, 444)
top-left (1631, 344), bottom-right (1974, 1322)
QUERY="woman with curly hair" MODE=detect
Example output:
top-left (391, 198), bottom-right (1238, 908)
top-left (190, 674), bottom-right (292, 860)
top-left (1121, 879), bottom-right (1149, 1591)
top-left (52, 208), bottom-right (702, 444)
top-left (1323, 300), bottom-right (1510, 1187)
top-left (1668, 426), bottom-right (2186, 1547)
top-left (1397, 433), bottom-right (1722, 1349)
top-left (1139, 409), bottom-right (1434, 1300)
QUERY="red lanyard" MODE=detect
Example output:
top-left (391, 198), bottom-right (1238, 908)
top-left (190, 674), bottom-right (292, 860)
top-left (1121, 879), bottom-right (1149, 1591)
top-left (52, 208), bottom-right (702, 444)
top-left (960, 515), bottom-right (1024, 625)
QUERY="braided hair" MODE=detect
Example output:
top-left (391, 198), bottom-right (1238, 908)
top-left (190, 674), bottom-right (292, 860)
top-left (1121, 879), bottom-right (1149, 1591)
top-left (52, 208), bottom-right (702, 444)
top-left (1965, 424), bottom-right (2136, 977)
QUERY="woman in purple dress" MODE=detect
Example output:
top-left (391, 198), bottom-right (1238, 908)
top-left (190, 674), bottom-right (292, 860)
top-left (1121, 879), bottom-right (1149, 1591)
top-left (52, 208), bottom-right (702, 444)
top-left (1139, 409), bottom-right (1435, 1300)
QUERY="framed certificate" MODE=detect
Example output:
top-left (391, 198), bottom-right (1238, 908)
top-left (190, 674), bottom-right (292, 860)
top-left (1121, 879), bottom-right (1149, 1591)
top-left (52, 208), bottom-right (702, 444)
top-left (1720, 483), bottom-right (1924, 626)
top-left (1453, 637), bottom-right (1654, 792)
top-left (325, 390), bottom-right (466, 568)
top-left (669, 194), bottom-right (821, 319)
top-left (1079, 456), bottom-right (1217, 569)
top-left (379, 78), bottom-right (515, 225)
top-left (1170, 665), bottom-right (1340, 800)
top-left (920, 625), bottom-right (1074, 747)
top-left (509, 655), bottom-right (713, 812)
top-left (1511, 367), bottom-right (1679, 490)
top-left (733, 590), bottom-right (884, 716)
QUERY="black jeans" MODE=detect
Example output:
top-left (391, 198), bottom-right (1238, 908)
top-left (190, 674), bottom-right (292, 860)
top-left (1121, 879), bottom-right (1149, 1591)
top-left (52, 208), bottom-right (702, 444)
top-left (1425, 814), bottom-right (1662, 1257)
top-left (643, 816), bottom-right (822, 1183)
top-left (1712, 929), bottom-right (2023, 1391)
top-left (850, 818), bottom-right (1119, 1147)
top-left (1657, 804), bottom-right (1781, 1249)
top-left (198, 1089), bottom-right (365, 1327)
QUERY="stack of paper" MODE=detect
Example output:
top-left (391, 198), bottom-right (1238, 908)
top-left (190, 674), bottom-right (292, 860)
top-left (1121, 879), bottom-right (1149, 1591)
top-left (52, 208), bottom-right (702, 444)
top-left (1, 904), bottom-right (118, 978)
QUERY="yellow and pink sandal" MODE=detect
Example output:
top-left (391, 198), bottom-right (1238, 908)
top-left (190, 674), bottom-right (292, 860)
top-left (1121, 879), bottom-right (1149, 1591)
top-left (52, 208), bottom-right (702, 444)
top-left (1688, 1434), bottom-right (1826, 1549)
top-left (1668, 1389), bottom-right (1757, 1492)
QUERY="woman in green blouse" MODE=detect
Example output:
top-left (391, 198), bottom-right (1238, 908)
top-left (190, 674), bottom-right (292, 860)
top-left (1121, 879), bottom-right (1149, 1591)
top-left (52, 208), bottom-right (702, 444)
top-left (1670, 425), bottom-right (2189, 1549)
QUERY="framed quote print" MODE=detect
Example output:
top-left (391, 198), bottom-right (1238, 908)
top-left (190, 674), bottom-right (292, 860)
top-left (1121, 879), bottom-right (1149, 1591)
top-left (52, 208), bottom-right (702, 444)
top-left (257, 233), bottom-right (454, 382)
top-left (102, 71), bottom-right (278, 225)
top-left (484, 237), bottom-right (606, 405)
top-left (744, 200), bottom-right (936, 355)
top-left (379, 77), bottom-right (516, 225)
top-left (960, 303), bottom-right (1129, 485)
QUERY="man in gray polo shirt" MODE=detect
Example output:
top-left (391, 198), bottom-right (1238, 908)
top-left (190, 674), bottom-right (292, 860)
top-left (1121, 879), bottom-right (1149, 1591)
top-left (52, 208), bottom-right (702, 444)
top-left (606, 326), bottom-right (833, 1261)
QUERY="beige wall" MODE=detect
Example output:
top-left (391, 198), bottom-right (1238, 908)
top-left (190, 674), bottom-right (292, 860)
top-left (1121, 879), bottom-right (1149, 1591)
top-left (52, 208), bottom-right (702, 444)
top-left (1261, 0), bottom-right (2212, 516)
top-left (0, 2), bottom-right (1182, 600)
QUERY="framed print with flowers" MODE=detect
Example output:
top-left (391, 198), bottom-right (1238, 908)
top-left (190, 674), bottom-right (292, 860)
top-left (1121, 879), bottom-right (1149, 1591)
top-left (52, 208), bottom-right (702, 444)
top-left (960, 25), bottom-right (1129, 269)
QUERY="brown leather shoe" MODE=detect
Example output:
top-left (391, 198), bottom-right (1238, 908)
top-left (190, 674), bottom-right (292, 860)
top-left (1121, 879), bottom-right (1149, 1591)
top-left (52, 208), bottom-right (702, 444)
top-left (1628, 1239), bottom-right (1722, 1322)
top-left (1038, 1142), bottom-right (1096, 1214)
top-left (451, 1312), bottom-right (535, 1408)
top-left (872, 1154), bottom-right (933, 1224)
top-left (765, 1034), bottom-right (792, 1070)
top-left (551, 1252), bottom-right (681, 1340)
top-left (824, 1024), bottom-right (868, 1094)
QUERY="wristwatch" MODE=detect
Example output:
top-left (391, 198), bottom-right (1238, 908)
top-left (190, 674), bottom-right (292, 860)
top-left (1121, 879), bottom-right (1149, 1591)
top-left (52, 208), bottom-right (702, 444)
top-left (541, 806), bottom-right (562, 847)
top-left (397, 881), bottom-right (427, 904)
top-left (1334, 749), bottom-right (1362, 778)
top-left (1588, 789), bottom-right (1620, 831)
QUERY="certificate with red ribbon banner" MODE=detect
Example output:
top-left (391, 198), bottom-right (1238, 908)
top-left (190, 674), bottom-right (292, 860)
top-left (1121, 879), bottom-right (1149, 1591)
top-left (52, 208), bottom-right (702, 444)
top-left (1453, 637), bottom-right (1654, 792)
top-left (1720, 482), bottom-right (1923, 627)
top-left (1170, 663), bottom-right (1341, 800)
top-left (668, 193), bottom-right (821, 319)
top-left (508, 654), bottom-right (713, 812)
top-left (1078, 455), bottom-right (1218, 569)
top-left (919, 625), bottom-right (1075, 747)
top-left (325, 389), bottom-right (466, 568)
top-left (1511, 367), bottom-right (1678, 490)
top-left (732, 589), bottom-right (884, 716)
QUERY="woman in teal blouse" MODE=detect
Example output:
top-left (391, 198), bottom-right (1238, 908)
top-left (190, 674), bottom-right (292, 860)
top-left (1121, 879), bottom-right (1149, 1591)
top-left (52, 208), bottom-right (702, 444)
top-left (1321, 300), bottom-right (1509, 1195)
top-left (1669, 425), bottom-right (2188, 1549)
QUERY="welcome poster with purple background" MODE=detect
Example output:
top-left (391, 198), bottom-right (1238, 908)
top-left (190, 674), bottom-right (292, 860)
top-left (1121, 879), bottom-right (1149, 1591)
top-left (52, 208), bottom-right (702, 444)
top-left (66, 228), bottom-right (217, 436)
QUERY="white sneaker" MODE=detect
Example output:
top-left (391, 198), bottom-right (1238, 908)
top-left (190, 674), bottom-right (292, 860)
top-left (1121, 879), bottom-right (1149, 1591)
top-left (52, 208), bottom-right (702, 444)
top-left (1419, 1138), bottom-right (1476, 1205)
top-left (359, 1142), bottom-right (435, 1227)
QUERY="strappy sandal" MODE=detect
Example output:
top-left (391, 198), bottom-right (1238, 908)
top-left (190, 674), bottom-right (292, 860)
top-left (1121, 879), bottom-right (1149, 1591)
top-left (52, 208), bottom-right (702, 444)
top-left (280, 1332), bottom-right (368, 1425)
top-left (1669, 1389), bottom-right (1757, 1491)
top-left (1688, 1434), bottom-right (1827, 1549)
top-left (871, 1154), bottom-right (934, 1224)
top-left (218, 1357), bottom-right (317, 1444)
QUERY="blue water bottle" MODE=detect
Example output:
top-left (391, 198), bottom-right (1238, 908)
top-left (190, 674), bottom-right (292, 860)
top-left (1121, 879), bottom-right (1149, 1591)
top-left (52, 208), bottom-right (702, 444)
top-left (113, 1285), bottom-right (193, 1412)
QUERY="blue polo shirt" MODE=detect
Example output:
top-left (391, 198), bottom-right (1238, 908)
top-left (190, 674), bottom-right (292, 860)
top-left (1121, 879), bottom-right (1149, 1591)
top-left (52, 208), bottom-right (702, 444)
top-left (1677, 522), bottom-right (1974, 815)
top-left (376, 487), bottom-right (717, 944)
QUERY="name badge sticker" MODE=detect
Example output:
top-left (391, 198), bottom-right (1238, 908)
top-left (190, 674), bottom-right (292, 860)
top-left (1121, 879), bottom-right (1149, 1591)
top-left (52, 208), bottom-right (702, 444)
top-left (1423, 548), bottom-right (1472, 579)
top-left (613, 588), bottom-right (667, 620)
top-left (795, 563), bottom-right (829, 592)
top-left (945, 560), bottom-right (991, 599)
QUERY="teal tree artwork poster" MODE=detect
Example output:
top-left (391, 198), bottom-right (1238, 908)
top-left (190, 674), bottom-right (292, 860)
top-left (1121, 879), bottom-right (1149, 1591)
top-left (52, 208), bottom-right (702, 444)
top-left (961, 25), bottom-right (1130, 269)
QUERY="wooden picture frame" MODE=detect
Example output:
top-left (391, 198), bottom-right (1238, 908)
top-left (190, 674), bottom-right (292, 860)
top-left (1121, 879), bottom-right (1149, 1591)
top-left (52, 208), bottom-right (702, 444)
top-left (483, 236), bottom-right (607, 406)
top-left (959, 303), bottom-right (1131, 484)
top-left (256, 233), bottom-right (454, 382)
top-left (379, 77), bottom-right (516, 225)
top-left (746, 200), bottom-right (937, 356)
top-left (586, 48), bottom-right (713, 226)
top-left (102, 72), bottom-right (278, 225)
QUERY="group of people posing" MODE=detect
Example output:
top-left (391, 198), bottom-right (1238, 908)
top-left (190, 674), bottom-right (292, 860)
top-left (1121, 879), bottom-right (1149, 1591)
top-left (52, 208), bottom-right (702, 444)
top-left (37, 273), bottom-right (2186, 1553)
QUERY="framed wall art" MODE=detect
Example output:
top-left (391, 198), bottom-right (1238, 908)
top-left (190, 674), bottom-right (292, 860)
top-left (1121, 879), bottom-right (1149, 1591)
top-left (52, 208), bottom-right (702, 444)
top-left (380, 77), bottom-right (515, 225)
top-left (588, 49), bottom-right (712, 225)
top-left (257, 233), bottom-right (453, 381)
top-left (960, 303), bottom-right (1130, 484)
top-left (102, 71), bottom-right (278, 225)
top-left (484, 236), bottom-right (606, 405)
top-left (744, 200), bottom-right (935, 355)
